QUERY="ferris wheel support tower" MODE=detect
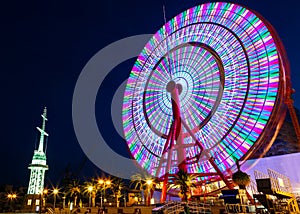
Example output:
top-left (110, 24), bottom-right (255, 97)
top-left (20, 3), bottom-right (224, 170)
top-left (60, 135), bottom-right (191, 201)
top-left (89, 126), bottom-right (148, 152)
top-left (159, 80), bottom-right (235, 202)
top-left (286, 90), bottom-right (300, 143)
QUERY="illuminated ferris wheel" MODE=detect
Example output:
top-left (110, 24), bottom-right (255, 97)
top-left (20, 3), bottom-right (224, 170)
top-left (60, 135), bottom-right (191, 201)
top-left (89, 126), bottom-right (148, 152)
top-left (122, 2), bottom-right (290, 193)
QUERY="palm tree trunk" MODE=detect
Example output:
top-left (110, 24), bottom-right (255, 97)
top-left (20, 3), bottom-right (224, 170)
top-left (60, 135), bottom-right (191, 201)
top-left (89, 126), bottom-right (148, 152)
top-left (116, 194), bottom-right (119, 207)
top-left (146, 191), bottom-right (151, 206)
top-left (74, 196), bottom-right (77, 207)
top-left (92, 192), bottom-right (96, 207)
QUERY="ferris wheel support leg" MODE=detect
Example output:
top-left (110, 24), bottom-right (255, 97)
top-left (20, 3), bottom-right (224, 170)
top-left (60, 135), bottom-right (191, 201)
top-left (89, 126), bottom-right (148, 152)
top-left (156, 121), bottom-right (175, 178)
top-left (177, 122), bottom-right (188, 172)
top-left (169, 83), bottom-right (187, 172)
top-left (208, 157), bottom-right (234, 189)
top-left (286, 96), bottom-right (300, 144)
top-left (159, 121), bottom-right (176, 202)
top-left (160, 173), bottom-right (169, 202)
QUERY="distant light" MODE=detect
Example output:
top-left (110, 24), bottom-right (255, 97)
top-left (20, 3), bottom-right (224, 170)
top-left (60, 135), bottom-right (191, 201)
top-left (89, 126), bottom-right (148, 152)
top-left (146, 179), bottom-right (152, 186)
top-left (7, 193), bottom-right (17, 199)
top-left (150, 198), bottom-right (155, 205)
top-left (278, 178), bottom-right (285, 188)
top-left (53, 189), bottom-right (59, 194)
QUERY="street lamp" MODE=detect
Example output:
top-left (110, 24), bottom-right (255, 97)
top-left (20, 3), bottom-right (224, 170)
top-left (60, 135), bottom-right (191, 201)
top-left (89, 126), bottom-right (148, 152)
top-left (146, 179), bottom-right (152, 186)
top-left (7, 193), bottom-right (17, 211)
top-left (104, 180), bottom-right (111, 206)
top-left (62, 192), bottom-right (66, 209)
top-left (53, 189), bottom-right (59, 209)
top-left (88, 186), bottom-right (93, 207)
top-left (98, 179), bottom-right (104, 208)
top-left (43, 189), bottom-right (48, 208)
top-left (105, 180), bottom-right (111, 186)
top-left (146, 179), bottom-right (153, 206)
top-left (98, 179), bottom-right (111, 208)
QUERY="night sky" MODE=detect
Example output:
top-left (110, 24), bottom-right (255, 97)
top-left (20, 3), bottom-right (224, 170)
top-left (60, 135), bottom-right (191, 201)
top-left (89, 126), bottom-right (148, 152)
top-left (1, 0), bottom-right (300, 187)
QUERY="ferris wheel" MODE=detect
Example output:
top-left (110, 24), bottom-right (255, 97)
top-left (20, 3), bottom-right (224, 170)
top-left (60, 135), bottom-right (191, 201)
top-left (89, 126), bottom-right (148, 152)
top-left (122, 2), bottom-right (289, 192)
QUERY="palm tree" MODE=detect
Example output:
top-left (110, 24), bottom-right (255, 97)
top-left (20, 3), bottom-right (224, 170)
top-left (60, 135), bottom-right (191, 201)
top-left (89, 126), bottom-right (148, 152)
top-left (130, 173), bottom-right (156, 206)
top-left (110, 177), bottom-right (125, 207)
top-left (60, 166), bottom-right (77, 209)
top-left (170, 169), bottom-right (197, 202)
top-left (66, 179), bottom-right (81, 207)
top-left (83, 179), bottom-right (98, 207)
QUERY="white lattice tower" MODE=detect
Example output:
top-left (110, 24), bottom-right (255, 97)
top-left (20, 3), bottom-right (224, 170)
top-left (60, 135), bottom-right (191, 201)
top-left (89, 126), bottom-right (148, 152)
top-left (27, 107), bottom-right (49, 194)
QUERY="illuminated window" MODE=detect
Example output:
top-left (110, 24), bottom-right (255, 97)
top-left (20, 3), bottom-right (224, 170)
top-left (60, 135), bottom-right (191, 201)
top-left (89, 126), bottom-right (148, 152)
top-left (278, 178), bottom-right (285, 187)
top-left (35, 199), bottom-right (40, 206)
top-left (27, 199), bottom-right (32, 206)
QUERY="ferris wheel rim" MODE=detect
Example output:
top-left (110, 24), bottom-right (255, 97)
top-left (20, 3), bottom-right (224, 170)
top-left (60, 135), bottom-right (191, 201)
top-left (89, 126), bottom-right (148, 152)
top-left (141, 42), bottom-right (226, 138)
top-left (122, 2), bottom-right (288, 177)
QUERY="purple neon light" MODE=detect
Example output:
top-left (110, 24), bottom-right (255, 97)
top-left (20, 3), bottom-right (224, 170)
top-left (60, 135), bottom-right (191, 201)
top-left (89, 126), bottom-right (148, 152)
top-left (122, 2), bottom-right (284, 178)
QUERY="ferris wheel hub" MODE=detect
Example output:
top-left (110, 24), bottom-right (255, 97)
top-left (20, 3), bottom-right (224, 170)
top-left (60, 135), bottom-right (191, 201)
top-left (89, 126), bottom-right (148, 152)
top-left (166, 80), bottom-right (183, 95)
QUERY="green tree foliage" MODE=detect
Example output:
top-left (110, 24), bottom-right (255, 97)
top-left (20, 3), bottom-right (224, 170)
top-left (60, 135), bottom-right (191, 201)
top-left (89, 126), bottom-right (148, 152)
top-left (170, 169), bottom-right (196, 202)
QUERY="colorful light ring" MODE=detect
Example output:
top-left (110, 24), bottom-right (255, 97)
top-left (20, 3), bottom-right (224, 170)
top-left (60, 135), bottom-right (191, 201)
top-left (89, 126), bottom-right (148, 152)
top-left (143, 43), bottom-right (223, 139)
top-left (123, 2), bottom-right (285, 177)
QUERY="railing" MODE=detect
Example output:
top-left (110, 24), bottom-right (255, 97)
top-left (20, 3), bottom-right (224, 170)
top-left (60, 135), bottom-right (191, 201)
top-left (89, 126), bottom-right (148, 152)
top-left (267, 169), bottom-right (293, 194)
top-left (254, 169), bottom-right (294, 197)
top-left (47, 207), bottom-right (54, 214)
top-left (187, 201), bottom-right (212, 214)
top-left (152, 201), bottom-right (211, 214)
top-left (225, 204), bottom-right (256, 213)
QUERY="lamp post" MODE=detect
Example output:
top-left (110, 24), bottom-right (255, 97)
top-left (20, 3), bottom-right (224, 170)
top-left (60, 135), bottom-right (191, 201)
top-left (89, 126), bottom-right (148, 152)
top-left (7, 193), bottom-right (17, 211)
top-left (41, 189), bottom-right (48, 208)
top-left (98, 179), bottom-right (111, 208)
top-left (124, 192), bottom-right (126, 207)
top-left (88, 186), bottom-right (93, 207)
top-left (98, 179), bottom-right (104, 208)
top-left (53, 189), bottom-right (59, 209)
top-left (43, 189), bottom-right (48, 212)
top-left (104, 180), bottom-right (111, 206)
top-left (146, 179), bottom-right (153, 206)
top-left (62, 194), bottom-right (66, 209)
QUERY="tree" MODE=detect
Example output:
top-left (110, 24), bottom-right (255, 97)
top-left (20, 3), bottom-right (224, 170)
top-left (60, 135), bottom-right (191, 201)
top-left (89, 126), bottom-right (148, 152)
top-left (130, 174), bottom-right (156, 206)
top-left (66, 179), bottom-right (81, 207)
top-left (110, 177), bottom-right (125, 207)
top-left (83, 179), bottom-right (99, 207)
top-left (170, 169), bottom-right (196, 202)
top-left (60, 165), bottom-right (76, 208)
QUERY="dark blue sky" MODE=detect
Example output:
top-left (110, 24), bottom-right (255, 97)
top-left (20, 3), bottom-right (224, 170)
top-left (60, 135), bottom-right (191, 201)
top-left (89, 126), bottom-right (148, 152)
top-left (1, 0), bottom-right (300, 187)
